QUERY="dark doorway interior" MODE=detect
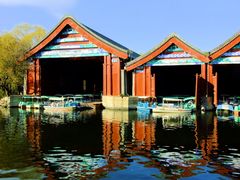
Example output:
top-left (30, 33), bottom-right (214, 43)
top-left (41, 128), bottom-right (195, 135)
top-left (213, 64), bottom-right (240, 98)
top-left (40, 57), bottom-right (103, 95)
top-left (152, 65), bottom-right (201, 97)
top-left (126, 71), bottom-right (132, 95)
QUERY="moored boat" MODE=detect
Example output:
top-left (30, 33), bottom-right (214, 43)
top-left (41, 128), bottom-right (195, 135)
top-left (183, 96), bottom-right (196, 112)
top-left (42, 96), bottom-right (78, 113)
top-left (216, 96), bottom-right (240, 116)
top-left (216, 103), bottom-right (234, 117)
top-left (152, 97), bottom-right (192, 113)
top-left (19, 95), bottom-right (44, 110)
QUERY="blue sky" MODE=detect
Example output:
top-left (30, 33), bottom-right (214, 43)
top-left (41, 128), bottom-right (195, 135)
top-left (0, 0), bottom-right (239, 54)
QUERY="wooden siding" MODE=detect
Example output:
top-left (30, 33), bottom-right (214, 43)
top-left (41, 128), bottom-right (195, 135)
top-left (111, 57), bottom-right (121, 96)
top-left (27, 63), bottom-right (35, 95)
top-left (133, 66), bottom-right (155, 97)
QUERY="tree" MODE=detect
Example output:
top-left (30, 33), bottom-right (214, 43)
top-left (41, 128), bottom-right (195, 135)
top-left (0, 24), bottom-right (46, 97)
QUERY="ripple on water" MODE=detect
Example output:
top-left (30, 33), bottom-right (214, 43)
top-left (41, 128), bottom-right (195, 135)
top-left (43, 148), bottom-right (107, 179)
top-left (0, 169), bottom-right (17, 175)
top-left (151, 147), bottom-right (203, 170)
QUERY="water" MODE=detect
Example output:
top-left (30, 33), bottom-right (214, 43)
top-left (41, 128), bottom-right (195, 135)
top-left (0, 108), bottom-right (240, 179)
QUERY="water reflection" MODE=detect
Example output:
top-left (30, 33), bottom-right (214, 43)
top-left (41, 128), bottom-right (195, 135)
top-left (43, 148), bottom-right (107, 179)
top-left (0, 108), bottom-right (45, 179)
top-left (152, 113), bottom-right (196, 130)
top-left (0, 108), bottom-right (240, 179)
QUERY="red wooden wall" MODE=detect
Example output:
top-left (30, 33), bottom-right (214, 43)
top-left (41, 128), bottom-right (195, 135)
top-left (27, 59), bottom-right (41, 95)
top-left (133, 66), bottom-right (155, 97)
top-left (27, 55), bottom-right (123, 96)
top-left (102, 55), bottom-right (121, 96)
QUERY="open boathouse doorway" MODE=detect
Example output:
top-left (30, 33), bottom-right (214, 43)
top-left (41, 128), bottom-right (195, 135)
top-left (40, 57), bottom-right (103, 95)
top-left (125, 34), bottom-right (209, 108)
top-left (213, 64), bottom-right (240, 99)
top-left (152, 65), bottom-right (201, 97)
top-left (209, 34), bottom-right (240, 106)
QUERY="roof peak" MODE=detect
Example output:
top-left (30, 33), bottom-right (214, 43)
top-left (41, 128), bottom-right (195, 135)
top-left (23, 16), bottom-right (139, 60)
top-left (209, 31), bottom-right (240, 59)
top-left (125, 33), bottom-right (209, 71)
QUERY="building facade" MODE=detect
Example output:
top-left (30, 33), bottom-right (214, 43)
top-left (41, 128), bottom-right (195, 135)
top-left (23, 16), bottom-right (138, 97)
top-left (22, 17), bottom-right (240, 109)
top-left (125, 34), bottom-right (209, 108)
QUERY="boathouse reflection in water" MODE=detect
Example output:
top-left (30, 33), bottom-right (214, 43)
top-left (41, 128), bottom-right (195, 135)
top-left (2, 108), bottom-right (240, 179)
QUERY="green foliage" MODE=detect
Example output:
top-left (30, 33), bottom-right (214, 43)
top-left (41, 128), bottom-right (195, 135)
top-left (0, 24), bottom-right (46, 97)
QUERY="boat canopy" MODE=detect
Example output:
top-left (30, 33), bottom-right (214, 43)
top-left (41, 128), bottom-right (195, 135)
top-left (163, 97), bottom-right (184, 102)
top-left (183, 97), bottom-right (195, 101)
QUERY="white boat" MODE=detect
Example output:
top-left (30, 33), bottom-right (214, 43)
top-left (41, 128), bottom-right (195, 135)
top-left (183, 96), bottom-right (196, 112)
top-left (18, 95), bottom-right (44, 110)
top-left (42, 96), bottom-right (77, 113)
top-left (216, 103), bottom-right (234, 117)
top-left (152, 97), bottom-right (192, 113)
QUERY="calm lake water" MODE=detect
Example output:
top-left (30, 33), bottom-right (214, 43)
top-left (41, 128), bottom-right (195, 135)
top-left (0, 108), bottom-right (240, 179)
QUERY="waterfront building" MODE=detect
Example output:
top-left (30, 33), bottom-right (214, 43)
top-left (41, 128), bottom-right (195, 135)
top-left (21, 16), bottom-right (240, 110)
top-left (22, 16), bottom-right (138, 97)
top-left (209, 32), bottom-right (240, 106)
top-left (125, 34), bottom-right (209, 108)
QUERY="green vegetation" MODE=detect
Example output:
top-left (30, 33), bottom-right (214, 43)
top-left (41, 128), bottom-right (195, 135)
top-left (0, 24), bottom-right (46, 98)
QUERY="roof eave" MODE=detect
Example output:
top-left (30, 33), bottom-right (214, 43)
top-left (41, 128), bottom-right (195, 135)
top-left (22, 16), bottom-right (135, 61)
top-left (209, 32), bottom-right (240, 60)
top-left (126, 34), bottom-right (209, 71)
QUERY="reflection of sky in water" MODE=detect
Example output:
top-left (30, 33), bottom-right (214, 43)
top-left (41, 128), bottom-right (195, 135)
top-left (102, 156), bottom-right (162, 180)
top-left (150, 146), bottom-right (240, 179)
top-left (1, 109), bottom-right (240, 179)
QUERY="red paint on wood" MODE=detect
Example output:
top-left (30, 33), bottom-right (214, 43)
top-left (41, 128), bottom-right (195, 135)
top-left (35, 59), bottom-right (41, 95)
top-left (207, 64), bottom-right (213, 84)
top-left (27, 63), bottom-right (35, 95)
top-left (151, 74), bottom-right (156, 97)
top-left (22, 17), bottom-right (129, 61)
top-left (106, 56), bottom-right (112, 95)
top-left (145, 66), bottom-right (151, 96)
top-left (135, 71), bottom-right (144, 96)
top-left (209, 35), bottom-right (240, 60)
top-left (134, 66), bottom-right (156, 97)
top-left (201, 64), bottom-right (207, 80)
top-left (126, 37), bottom-right (209, 71)
top-left (103, 57), bottom-right (107, 96)
top-left (142, 67), bottom-right (146, 96)
top-left (111, 58), bottom-right (121, 96)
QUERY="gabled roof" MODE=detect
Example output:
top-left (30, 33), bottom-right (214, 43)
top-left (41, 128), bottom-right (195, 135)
top-left (209, 31), bottom-right (240, 60)
top-left (125, 33), bottom-right (209, 71)
top-left (23, 16), bottom-right (139, 61)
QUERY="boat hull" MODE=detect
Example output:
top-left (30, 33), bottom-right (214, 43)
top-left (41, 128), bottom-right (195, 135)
top-left (152, 107), bottom-right (191, 113)
top-left (216, 104), bottom-right (234, 116)
top-left (43, 106), bottom-right (75, 113)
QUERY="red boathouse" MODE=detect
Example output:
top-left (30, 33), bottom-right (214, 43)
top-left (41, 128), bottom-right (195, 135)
top-left (22, 16), bottom-right (240, 110)
top-left (23, 16), bottom-right (138, 97)
top-left (209, 32), bottom-right (240, 107)
top-left (125, 34), bottom-right (210, 108)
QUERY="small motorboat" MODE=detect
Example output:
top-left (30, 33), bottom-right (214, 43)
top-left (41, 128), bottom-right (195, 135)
top-left (152, 97), bottom-right (192, 113)
top-left (216, 103), bottom-right (234, 116)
